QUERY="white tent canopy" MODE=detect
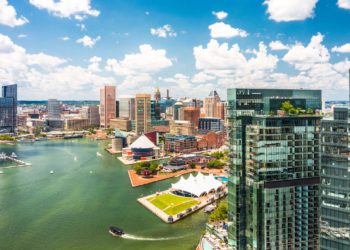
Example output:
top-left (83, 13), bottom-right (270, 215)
top-left (171, 172), bottom-right (223, 197)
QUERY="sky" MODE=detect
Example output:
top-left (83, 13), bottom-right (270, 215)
top-left (1, 0), bottom-right (350, 100)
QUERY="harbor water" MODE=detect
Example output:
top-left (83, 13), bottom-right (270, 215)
top-left (0, 139), bottom-right (207, 250)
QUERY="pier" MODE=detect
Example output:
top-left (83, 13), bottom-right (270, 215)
top-left (0, 152), bottom-right (31, 167)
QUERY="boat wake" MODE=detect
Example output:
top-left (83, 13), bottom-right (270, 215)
top-left (121, 234), bottom-right (184, 241)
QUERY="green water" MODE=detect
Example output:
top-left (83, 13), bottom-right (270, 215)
top-left (0, 139), bottom-right (207, 250)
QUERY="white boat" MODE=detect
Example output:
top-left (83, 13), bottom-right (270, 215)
top-left (11, 152), bottom-right (17, 158)
top-left (96, 152), bottom-right (102, 157)
top-left (50, 170), bottom-right (54, 174)
top-left (0, 170), bottom-right (4, 174)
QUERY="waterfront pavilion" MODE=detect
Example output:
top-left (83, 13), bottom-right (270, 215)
top-left (171, 172), bottom-right (223, 198)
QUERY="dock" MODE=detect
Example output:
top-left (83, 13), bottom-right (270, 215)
top-left (0, 152), bottom-right (31, 167)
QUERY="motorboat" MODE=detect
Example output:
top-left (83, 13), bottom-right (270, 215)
top-left (50, 170), bottom-right (54, 174)
top-left (109, 226), bottom-right (124, 236)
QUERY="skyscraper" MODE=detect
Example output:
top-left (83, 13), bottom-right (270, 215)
top-left (204, 90), bottom-right (221, 118)
top-left (47, 99), bottom-right (61, 119)
top-left (320, 106), bottom-right (350, 250)
top-left (0, 84), bottom-right (17, 134)
top-left (227, 88), bottom-right (322, 249)
top-left (100, 85), bottom-right (116, 128)
top-left (154, 87), bottom-right (161, 102)
top-left (119, 97), bottom-right (135, 120)
top-left (135, 93), bottom-right (151, 135)
top-left (81, 106), bottom-right (100, 126)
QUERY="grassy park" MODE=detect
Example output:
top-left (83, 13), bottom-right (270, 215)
top-left (147, 193), bottom-right (199, 216)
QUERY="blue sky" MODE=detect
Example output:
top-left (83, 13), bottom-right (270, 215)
top-left (0, 0), bottom-right (350, 100)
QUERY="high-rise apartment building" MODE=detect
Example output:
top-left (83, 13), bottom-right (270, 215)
top-left (47, 99), bottom-right (61, 119)
top-left (0, 84), bottom-right (17, 133)
top-left (119, 97), bottom-right (135, 120)
top-left (227, 88), bottom-right (322, 249)
top-left (320, 106), bottom-right (350, 250)
top-left (135, 93), bottom-right (151, 135)
top-left (203, 90), bottom-right (221, 118)
top-left (100, 85), bottom-right (116, 128)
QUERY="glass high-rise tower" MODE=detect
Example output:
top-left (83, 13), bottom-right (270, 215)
top-left (227, 88), bottom-right (322, 249)
top-left (0, 84), bottom-right (17, 134)
top-left (320, 106), bottom-right (350, 250)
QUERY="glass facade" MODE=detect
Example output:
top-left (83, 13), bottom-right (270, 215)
top-left (0, 84), bottom-right (17, 133)
top-left (226, 88), bottom-right (322, 249)
top-left (320, 107), bottom-right (350, 250)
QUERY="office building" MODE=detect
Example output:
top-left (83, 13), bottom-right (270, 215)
top-left (198, 117), bottom-right (224, 132)
top-left (227, 88), bottom-right (322, 249)
top-left (320, 106), bottom-right (350, 250)
top-left (64, 118), bottom-right (89, 130)
top-left (119, 97), bottom-right (135, 120)
top-left (135, 93), bottom-right (151, 135)
top-left (110, 118), bottom-right (132, 132)
top-left (116, 100), bottom-right (119, 118)
top-left (203, 90), bottom-right (221, 118)
top-left (0, 84), bottom-right (17, 133)
top-left (164, 135), bottom-right (197, 153)
top-left (154, 87), bottom-right (161, 102)
top-left (169, 120), bottom-right (195, 135)
top-left (183, 107), bottom-right (201, 127)
top-left (151, 100), bottom-right (161, 121)
top-left (81, 106), bottom-right (100, 126)
top-left (47, 99), bottom-right (61, 119)
top-left (100, 85), bottom-right (116, 128)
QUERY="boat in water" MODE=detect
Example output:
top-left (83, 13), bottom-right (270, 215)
top-left (109, 226), bottom-right (124, 236)
top-left (50, 170), bottom-right (54, 174)
top-left (11, 152), bottom-right (17, 158)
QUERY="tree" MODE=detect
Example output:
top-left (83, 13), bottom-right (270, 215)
top-left (149, 162), bottom-right (158, 173)
top-left (188, 162), bottom-right (196, 169)
top-left (207, 160), bottom-right (224, 169)
top-left (306, 108), bottom-right (314, 114)
top-left (209, 202), bottom-right (228, 222)
top-left (280, 101), bottom-right (294, 113)
top-left (134, 164), bottom-right (143, 175)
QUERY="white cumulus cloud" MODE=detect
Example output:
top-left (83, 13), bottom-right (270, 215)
top-left (209, 22), bottom-right (248, 39)
top-left (283, 33), bottom-right (329, 70)
top-left (338, 0), bottom-right (350, 9)
top-left (263, 0), bottom-right (318, 22)
top-left (150, 24), bottom-right (177, 38)
top-left (29, 0), bottom-right (100, 20)
top-left (332, 43), bottom-right (350, 53)
top-left (76, 35), bottom-right (101, 48)
top-left (269, 40), bottom-right (289, 50)
top-left (0, 33), bottom-right (113, 100)
top-left (0, 0), bottom-right (28, 27)
top-left (212, 11), bottom-right (228, 20)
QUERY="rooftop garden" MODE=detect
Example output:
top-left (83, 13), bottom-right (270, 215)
top-left (268, 101), bottom-right (318, 116)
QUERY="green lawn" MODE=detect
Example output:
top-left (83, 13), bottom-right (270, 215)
top-left (147, 193), bottom-right (200, 216)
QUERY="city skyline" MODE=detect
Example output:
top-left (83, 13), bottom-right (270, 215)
top-left (0, 1), bottom-right (350, 100)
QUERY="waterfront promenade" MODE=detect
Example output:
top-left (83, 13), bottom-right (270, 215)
top-left (128, 167), bottom-right (224, 187)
